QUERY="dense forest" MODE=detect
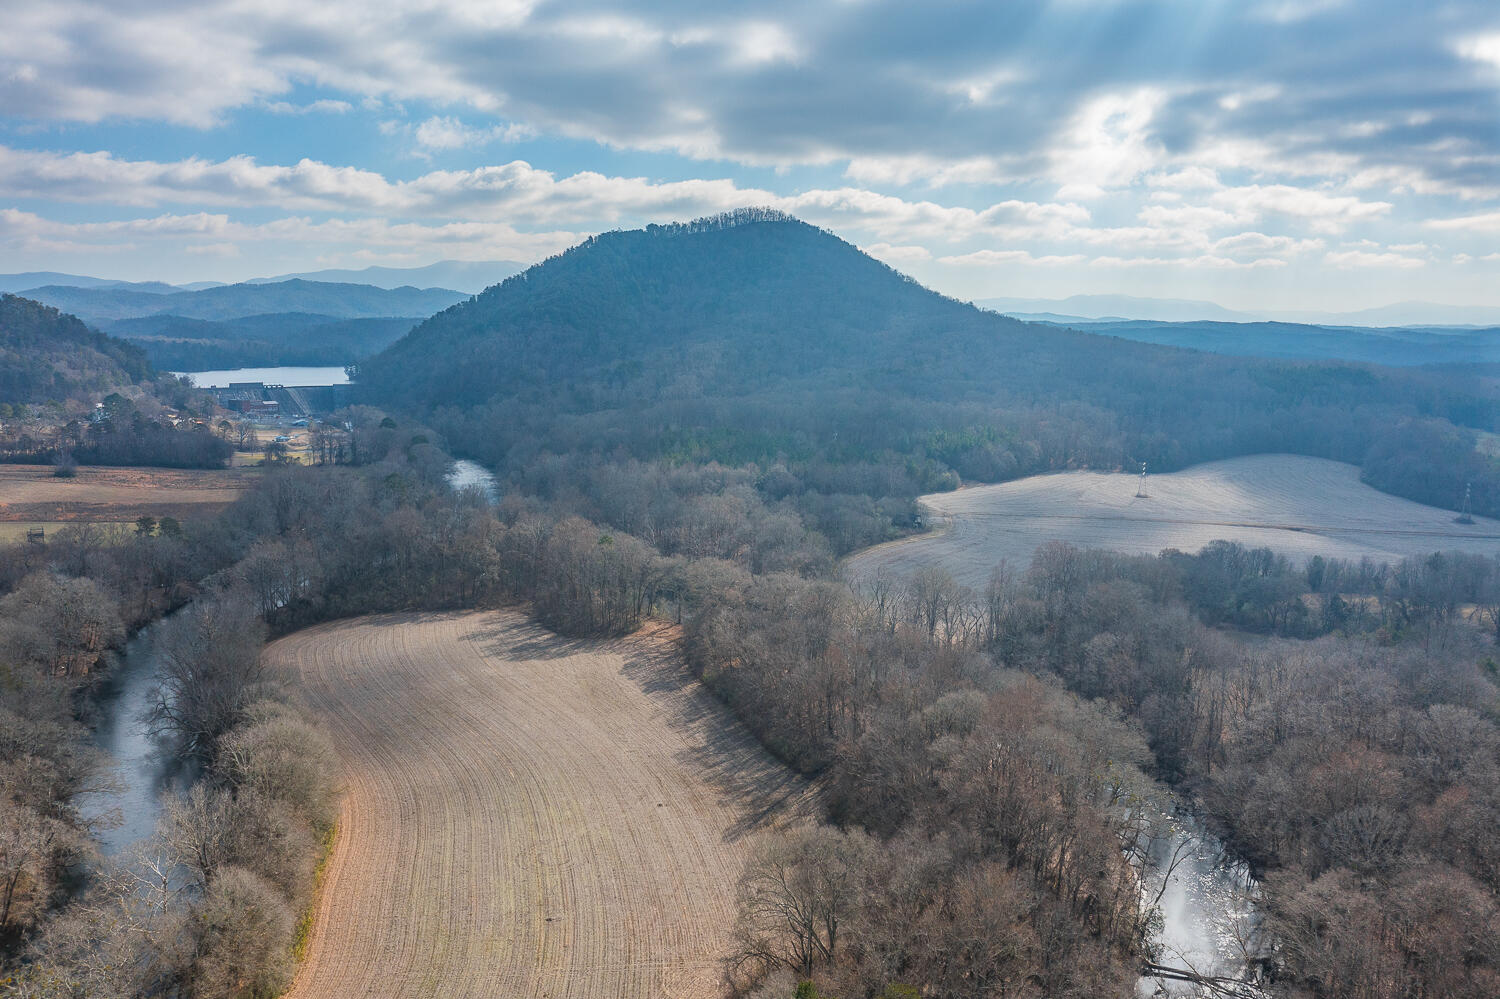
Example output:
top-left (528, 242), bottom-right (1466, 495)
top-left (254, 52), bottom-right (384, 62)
top-left (112, 313), bottom-right (417, 371)
top-left (0, 296), bottom-right (152, 405)
top-left (0, 296), bottom-right (231, 469)
top-left (4, 419), bottom-right (1496, 997)
top-left (6, 213), bottom-right (1500, 998)
top-left (360, 210), bottom-right (1500, 519)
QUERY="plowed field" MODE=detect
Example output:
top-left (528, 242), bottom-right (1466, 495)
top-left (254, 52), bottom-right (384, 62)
top-left (847, 454), bottom-right (1500, 592)
top-left (273, 611), bottom-right (808, 999)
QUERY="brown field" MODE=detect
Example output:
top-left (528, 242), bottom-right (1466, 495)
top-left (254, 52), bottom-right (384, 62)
top-left (275, 611), bottom-right (809, 999)
top-left (0, 463), bottom-right (256, 523)
top-left (847, 454), bottom-right (1500, 592)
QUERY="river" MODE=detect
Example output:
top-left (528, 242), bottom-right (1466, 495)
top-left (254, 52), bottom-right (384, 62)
top-left (81, 459), bottom-right (497, 858)
top-left (80, 623), bottom-right (192, 856)
top-left (446, 458), bottom-right (498, 502)
top-left (1138, 812), bottom-right (1264, 996)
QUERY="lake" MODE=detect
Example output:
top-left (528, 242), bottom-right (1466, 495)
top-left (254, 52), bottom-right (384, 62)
top-left (174, 365), bottom-right (351, 387)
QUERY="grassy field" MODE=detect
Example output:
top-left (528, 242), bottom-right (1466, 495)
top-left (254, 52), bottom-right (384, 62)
top-left (273, 611), bottom-right (810, 999)
top-left (0, 463), bottom-right (257, 525)
top-left (846, 454), bottom-right (1500, 592)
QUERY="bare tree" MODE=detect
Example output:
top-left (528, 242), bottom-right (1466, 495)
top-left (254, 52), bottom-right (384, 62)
top-left (730, 825), bottom-right (873, 983)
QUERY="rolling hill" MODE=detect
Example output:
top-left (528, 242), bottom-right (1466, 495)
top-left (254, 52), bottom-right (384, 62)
top-left (0, 294), bottom-right (153, 404)
top-left (360, 210), bottom-right (1500, 518)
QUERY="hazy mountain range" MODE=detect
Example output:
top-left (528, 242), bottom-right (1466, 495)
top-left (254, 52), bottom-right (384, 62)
top-left (0, 259), bottom-right (524, 298)
top-left (245, 260), bottom-right (524, 294)
top-left (17, 280), bottom-right (467, 326)
top-left (979, 294), bottom-right (1500, 328)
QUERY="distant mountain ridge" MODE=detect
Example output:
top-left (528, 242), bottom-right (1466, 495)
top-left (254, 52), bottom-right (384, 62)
top-left (0, 272), bottom-right (191, 295)
top-left (21, 279), bottom-right (468, 326)
top-left (112, 311), bottom-right (418, 370)
top-left (246, 260), bottom-right (524, 295)
top-left (979, 294), bottom-right (1500, 328)
top-left (1042, 318), bottom-right (1500, 367)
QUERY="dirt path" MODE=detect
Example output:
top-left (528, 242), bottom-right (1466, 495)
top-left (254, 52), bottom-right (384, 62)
top-left (273, 611), bottom-right (808, 999)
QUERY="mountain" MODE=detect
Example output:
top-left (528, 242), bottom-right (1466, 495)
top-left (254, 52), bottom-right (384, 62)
top-left (977, 293), bottom-right (1500, 328)
top-left (1044, 319), bottom-right (1500, 367)
top-left (22, 279), bottom-right (468, 326)
top-left (977, 294), bottom-right (1257, 323)
top-left (0, 294), bottom-right (153, 404)
top-left (1264, 301), bottom-right (1500, 328)
top-left (0, 272), bottom-right (188, 294)
top-left (247, 260), bottom-right (525, 295)
top-left (111, 312), bottom-right (418, 370)
top-left (361, 210), bottom-right (1500, 517)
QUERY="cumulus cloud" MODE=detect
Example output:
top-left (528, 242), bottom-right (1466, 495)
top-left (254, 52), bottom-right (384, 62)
top-left (413, 117), bottom-right (533, 151)
top-left (3, 1), bottom-right (1499, 304)
top-left (1323, 249), bottom-right (1426, 269)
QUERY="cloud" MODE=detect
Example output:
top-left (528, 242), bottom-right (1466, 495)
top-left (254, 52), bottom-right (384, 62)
top-left (0, 207), bottom-right (579, 264)
top-left (1456, 33), bottom-right (1500, 70)
top-left (1323, 249), bottom-right (1426, 269)
top-left (264, 99), bottom-right (353, 115)
top-left (413, 117), bottom-right (533, 151)
top-left (937, 250), bottom-right (1086, 267)
top-left (1426, 210), bottom-right (1500, 232)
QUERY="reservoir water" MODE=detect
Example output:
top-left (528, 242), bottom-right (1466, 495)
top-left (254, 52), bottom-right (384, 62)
top-left (174, 365), bottom-right (351, 387)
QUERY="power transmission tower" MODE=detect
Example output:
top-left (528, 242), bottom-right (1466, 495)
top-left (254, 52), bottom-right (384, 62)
top-left (1135, 461), bottom-right (1148, 498)
top-left (1456, 482), bottom-right (1474, 525)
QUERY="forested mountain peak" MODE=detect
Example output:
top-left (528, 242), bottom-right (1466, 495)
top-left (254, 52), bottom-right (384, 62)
top-left (358, 212), bottom-right (1500, 519)
top-left (359, 209), bottom-right (1007, 409)
top-left (0, 293), bottom-right (152, 404)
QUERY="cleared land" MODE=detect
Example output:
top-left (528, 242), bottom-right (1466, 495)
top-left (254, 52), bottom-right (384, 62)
top-left (0, 463), bottom-right (255, 523)
top-left (847, 454), bottom-right (1500, 592)
top-left (275, 611), bottom-right (808, 999)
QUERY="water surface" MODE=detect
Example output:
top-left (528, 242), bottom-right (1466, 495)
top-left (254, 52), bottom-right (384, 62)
top-left (175, 365), bottom-right (351, 387)
top-left (81, 625), bottom-right (189, 855)
top-left (447, 459), bottom-right (498, 502)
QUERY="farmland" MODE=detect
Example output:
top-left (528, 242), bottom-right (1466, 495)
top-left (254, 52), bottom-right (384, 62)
top-left (846, 454), bottom-right (1500, 592)
top-left (274, 611), bottom-right (809, 999)
top-left (0, 463), bottom-right (256, 527)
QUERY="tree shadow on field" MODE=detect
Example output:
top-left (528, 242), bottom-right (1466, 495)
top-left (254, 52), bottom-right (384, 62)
top-left (619, 643), bottom-right (819, 844)
top-left (461, 614), bottom-right (602, 661)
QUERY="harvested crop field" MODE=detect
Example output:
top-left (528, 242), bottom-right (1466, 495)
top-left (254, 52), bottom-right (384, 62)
top-left (0, 463), bottom-right (255, 523)
top-left (847, 454), bottom-right (1500, 592)
top-left (275, 611), bottom-right (809, 999)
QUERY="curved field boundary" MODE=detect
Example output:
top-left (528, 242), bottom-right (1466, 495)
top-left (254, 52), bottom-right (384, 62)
top-left (274, 611), bottom-right (809, 999)
top-left (846, 454), bottom-right (1500, 592)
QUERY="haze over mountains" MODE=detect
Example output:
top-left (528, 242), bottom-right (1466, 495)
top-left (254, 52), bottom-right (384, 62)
top-left (980, 294), bottom-right (1500, 327)
top-left (6, 254), bottom-right (1499, 375)
top-left (245, 260), bottom-right (524, 295)
top-left (1, 278), bottom-right (467, 372)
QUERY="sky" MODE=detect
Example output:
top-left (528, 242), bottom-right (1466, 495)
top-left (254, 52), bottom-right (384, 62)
top-left (2, 0), bottom-right (1499, 312)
